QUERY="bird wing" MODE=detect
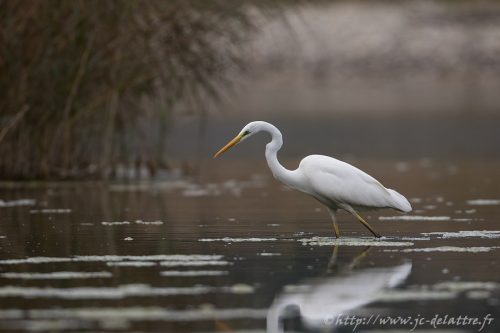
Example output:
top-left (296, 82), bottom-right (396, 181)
top-left (299, 155), bottom-right (404, 210)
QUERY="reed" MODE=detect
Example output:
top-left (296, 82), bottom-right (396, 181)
top-left (0, 0), bottom-right (286, 179)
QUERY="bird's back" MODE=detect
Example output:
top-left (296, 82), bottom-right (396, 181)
top-left (298, 155), bottom-right (411, 212)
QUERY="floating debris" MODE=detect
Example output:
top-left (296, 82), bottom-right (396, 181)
top-left (298, 237), bottom-right (414, 247)
top-left (0, 271), bottom-right (112, 280)
top-left (0, 283), bottom-right (255, 299)
top-left (422, 230), bottom-right (500, 239)
top-left (379, 216), bottom-right (451, 221)
top-left (160, 270), bottom-right (228, 277)
top-left (0, 199), bottom-right (36, 208)
top-left (107, 262), bottom-right (156, 267)
top-left (433, 281), bottom-right (500, 292)
top-left (379, 280), bottom-right (500, 302)
top-left (0, 257), bottom-right (71, 265)
top-left (0, 309), bottom-right (23, 319)
top-left (199, 237), bottom-right (278, 242)
top-left (82, 254), bottom-right (223, 262)
top-left (398, 236), bottom-right (431, 241)
top-left (0, 318), bottom-right (90, 331)
top-left (159, 260), bottom-right (230, 267)
top-left (29, 209), bottom-right (71, 214)
top-left (230, 283), bottom-right (255, 294)
top-left (0, 306), bottom-right (267, 321)
top-left (101, 221), bottom-right (131, 226)
top-left (0, 254), bottom-right (225, 265)
top-left (135, 220), bottom-right (164, 225)
top-left (467, 290), bottom-right (491, 299)
top-left (0, 284), bottom-right (217, 299)
top-left (466, 199), bottom-right (500, 206)
top-left (102, 220), bottom-right (164, 226)
top-left (386, 246), bottom-right (499, 253)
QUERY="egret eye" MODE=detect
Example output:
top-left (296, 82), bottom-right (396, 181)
top-left (242, 130), bottom-right (251, 137)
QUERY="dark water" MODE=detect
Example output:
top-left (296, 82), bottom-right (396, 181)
top-left (0, 158), bottom-right (499, 332)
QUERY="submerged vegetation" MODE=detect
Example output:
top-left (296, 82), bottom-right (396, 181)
top-left (0, 0), bottom-right (284, 179)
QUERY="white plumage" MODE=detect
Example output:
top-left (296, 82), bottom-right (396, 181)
top-left (299, 155), bottom-right (411, 213)
top-left (214, 121), bottom-right (412, 238)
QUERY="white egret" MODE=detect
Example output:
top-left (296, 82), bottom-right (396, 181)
top-left (214, 121), bottom-right (412, 238)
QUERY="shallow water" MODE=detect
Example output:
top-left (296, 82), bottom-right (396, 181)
top-left (0, 158), bottom-right (499, 332)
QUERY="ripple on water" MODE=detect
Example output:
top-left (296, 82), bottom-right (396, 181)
top-left (29, 209), bottom-right (71, 214)
top-left (385, 246), bottom-right (499, 253)
top-left (0, 284), bottom-right (254, 299)
top-left (108, 177), bottom-right (266, 198)
top-left (0, 199), bottom-right (36, 207)
top-left (433, 281), bottom-right (500, 291)
top-left (0, 307), bottom-right (267, 321)
top-left (0, 284), bottom-right (215, 299)
top-left (0, 254), bottom-right (225, 265)
top-left (106, 262), bottom-right (156, 267)
top-left (0, 272), bottom-right (112, 280)
top-left (378, 290), bottom-right (457, 302)
top-left (134, 220), bottom-right (164, 225)
top-left (379, 216), bottom-right (451, 221)
top-left (298, 237), bottom-right (414, 247)
top-left (379, 280), bottom-right (500, 302)
top-left (422, 230), bottom-right (500, 239)
top-left (0, 319), bottom-right (88, 331)
top-left (199, 237), bottom-right (278, 242)
top-left (101, 221), bottom-right (130, 226)
top-left (466, 199), bottom-right (500, 205)
top-left (159, 260), bottom-right (231, 267)
top-left (160, 270), bottom-right (228, 277)
top-left (102, 220), bottom-right (165, 226)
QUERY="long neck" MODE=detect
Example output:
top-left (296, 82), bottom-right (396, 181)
top-left (262, 123), bottom-right (296, 186)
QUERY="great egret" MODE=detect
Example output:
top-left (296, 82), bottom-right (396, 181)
top-left (214, 121), bottom-right (412, 238)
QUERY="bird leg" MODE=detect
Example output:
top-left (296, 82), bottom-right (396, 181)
top-left (326, 244), bottom-right (339, 273)
top-left (346, 207), bottom-right (381, 238)
top-left (347, 246), bottom-right (372, 270)
top-left (327, 208), bottom-right (340, 238)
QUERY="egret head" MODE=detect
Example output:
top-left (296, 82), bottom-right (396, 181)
top-left (213, 122), bottom-right (261, 158)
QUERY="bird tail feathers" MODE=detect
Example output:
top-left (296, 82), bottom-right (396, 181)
top-left (387, 189), bottom-right (412, 213)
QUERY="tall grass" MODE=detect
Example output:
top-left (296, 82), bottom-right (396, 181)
top-left (0, 0), bottom-right (276, 179)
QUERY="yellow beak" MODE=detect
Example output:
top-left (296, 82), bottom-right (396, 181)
top-left (213, 134), bottom-right (243, 158)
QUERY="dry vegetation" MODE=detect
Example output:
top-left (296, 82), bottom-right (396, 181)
top-left (0, 0), bottom-right (286, 179)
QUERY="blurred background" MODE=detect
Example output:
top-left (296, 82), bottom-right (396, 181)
top-left (1, 0), bottom-right (499, 180)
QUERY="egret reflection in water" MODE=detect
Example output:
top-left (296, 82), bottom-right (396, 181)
top-left (267, 246), bottom-right (412, 332)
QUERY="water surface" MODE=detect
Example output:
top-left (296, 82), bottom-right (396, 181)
top-left (0, 158), bottom-right (499, 332)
